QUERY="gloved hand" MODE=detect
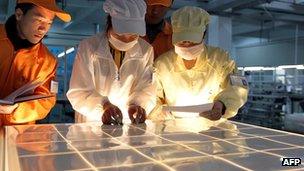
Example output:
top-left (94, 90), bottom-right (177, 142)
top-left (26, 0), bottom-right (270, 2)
top-left (102, 101), bottom-right (123, 125)
top-left (0, 104), bottom-right (18, 114)
top-left (128, 104), bottom-right (146, 124)
top-left (199, 101), bottom-right (225, 121)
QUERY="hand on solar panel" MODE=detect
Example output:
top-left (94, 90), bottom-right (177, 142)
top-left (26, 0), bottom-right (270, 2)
top-left (102, 101), bottom-right (123, 125)
top-left (0, 104), bottom-right (18, 114)
top-left (199, 101), bottom-right (225, 121)
top-left (128, 104), bottom-right (146, 124)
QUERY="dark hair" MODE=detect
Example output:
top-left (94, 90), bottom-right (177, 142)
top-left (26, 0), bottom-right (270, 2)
top-left (203, 28), bottom-right (208, 40)
top-left (15, 3), bottom-right (35, 15)
top-left (105, 15), bottom-right (112, 32)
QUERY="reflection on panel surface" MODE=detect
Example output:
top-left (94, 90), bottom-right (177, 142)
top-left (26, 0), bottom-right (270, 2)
top-left (4, 118), bottom-right (304, 171)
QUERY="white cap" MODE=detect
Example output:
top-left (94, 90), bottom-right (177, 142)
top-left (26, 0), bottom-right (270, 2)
top-left (103, 0), bottom-right (147, 36)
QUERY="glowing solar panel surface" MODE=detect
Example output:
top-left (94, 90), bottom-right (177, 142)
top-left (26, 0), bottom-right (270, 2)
top-left (3, 118), bottom-right (304, 171)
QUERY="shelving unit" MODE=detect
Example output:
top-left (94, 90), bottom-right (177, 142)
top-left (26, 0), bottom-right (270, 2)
top-left (234, 67), bottom-right (304, 130)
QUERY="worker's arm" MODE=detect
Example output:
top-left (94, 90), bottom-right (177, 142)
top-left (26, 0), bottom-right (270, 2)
top-left (146, 63), bottom-right (169, 121)
top-left (214, 54), bottom-right (249, 119)
top-left (128, 47), bottom-right (157, 115)
top-left (66, 41), bottom-right (109, 121)
top-left (10, 63), bottom-right (57, 124)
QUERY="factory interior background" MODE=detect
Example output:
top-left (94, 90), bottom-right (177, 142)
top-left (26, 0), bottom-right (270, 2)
top-left (1, 0), bottom-right (303, 133)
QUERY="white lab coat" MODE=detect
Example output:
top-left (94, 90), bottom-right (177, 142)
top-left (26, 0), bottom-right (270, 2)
top-left (67, 33), bottom-right (156, 122)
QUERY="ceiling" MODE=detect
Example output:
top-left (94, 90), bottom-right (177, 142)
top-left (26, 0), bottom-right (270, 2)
top-left (0, 0), bottom-right (304, 46)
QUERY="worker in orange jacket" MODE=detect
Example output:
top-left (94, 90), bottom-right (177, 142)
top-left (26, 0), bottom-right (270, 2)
top-left (0, 0), bottom-right (71, 126)
top-left (143, 0), bottom-right (174, 60)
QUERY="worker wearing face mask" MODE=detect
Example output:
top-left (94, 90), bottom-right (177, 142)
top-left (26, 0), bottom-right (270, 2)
top-left (67, 0), bottom-right (156, 125)
top-left (150, 6), bottom-right (248, 121)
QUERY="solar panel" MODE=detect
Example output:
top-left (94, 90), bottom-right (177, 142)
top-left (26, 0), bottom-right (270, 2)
top-left (3, 118), bottom-right (304, 171)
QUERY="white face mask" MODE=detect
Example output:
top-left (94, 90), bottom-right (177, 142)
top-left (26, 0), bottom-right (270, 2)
top-left (174, 43), bottom-right (204, 60)
top-left (108, 34), bottom-right (138, 51)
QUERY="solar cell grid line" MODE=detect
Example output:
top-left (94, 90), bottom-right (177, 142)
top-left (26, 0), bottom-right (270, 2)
top-left (264, 134), bottom-right (304, 147)
top-left (14, 127), bottom-right (133, 158)
top-left (219, 152), bottom-right (301, 171)
top-left (19, 150), bottom-right (77, 158)
top-left (174, 121), bottom-right (298, 158)
top-left (159, 132), bottom-right (251, 143)
top-left (176, 121), bottom-right (287, 137)
top-left (229, 121), bottom-right (304, 138)
top-left (14, 139), bottom-right (64, 145)
top-left (209, 146), bottom-right (302, 159)
top-left (54, 125), bottom-right (98, 171)
top-left (169, 124), bottom-right (303, 170)
top-left (208, 126), bottom-right (304, 139)
top-left (263, 146), bottom-right (304, 152)
top-left (194, 134), bottom-right (291, 142)
top-left (157, 123), bottom-right (294, 153)
top-left (182, 120), bottom-right (299, 147)
top-left (74, 161), bottom-right (159, 170)
top-left (207, 127), bottom-right (303, 149)
top-left (210, 149), bottom-right (300, 169)
top-left (128, 124), bottom-right (253, 171)
top-left (99, 126), bottom-right (176, 171)
top-left (15, 138), bottom-right (176, 158)
top-left (18, 141), bottom-right (126, 158)
top-left (211, 127), bottom-right (286, 137)
top-left (66, 161), bottom-right (168, 171)
top-left (208, 134), bottom-right (304, 170)
top-left (11, 130), bottom-right (66, 144)
top-left (6, 120), bottom-right (304, 171)
top-left (255, 134), bottom-right (291, 138)
top-left (137, 155), bottom-right (209, 164)
top-left (210, 122), bottom-right (304, 148)
top-left (210, 150), bottom-right (258, 157)
top-left (269, 147), bottom-right (304, 170)
top-left (18, 131), bottom-right (222, 158)
top-left (173, 120), bottom-right (304, 169)
top-left (229, 133), bottom-right (303, 149)
top-left (130, 120), bottom-right (304, 170)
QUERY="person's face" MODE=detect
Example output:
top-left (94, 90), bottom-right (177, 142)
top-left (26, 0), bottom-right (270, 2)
top-left (109, 28), bottom-right (138, 43)
top-left (175, 41), bottom-right (201, 48)
top-left (145, 4), bottom-right (170, 24)
top-left (15, 5), bottom-right (55, 44)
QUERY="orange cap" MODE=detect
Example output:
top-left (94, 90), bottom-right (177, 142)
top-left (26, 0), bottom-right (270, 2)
top-left (17, 0), bottom-right (71, 22)
top-left (146, 0), bottom-right (172, 7)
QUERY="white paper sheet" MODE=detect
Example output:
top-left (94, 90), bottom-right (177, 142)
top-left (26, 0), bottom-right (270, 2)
top-left (162, 103), bottom-right (214, 113)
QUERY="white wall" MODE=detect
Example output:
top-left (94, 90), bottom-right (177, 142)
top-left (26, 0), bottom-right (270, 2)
top-left (208, 16), bottom-right (233, 55)
top-left (234, 39), bottom-right (304, 67)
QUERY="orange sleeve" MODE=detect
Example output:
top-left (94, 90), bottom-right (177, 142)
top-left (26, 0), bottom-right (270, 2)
top-left (10, 63), bottom-right (57, 124)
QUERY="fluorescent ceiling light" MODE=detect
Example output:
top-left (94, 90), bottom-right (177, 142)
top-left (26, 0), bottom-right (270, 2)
top-left (57, 52), bottom-right (65, 58)
top-left (262, 67), bottom-right (276, 71)
top-left (244, 66), bottom-right (264, 71)
top-left (66, 47), bottom-right (75, 54)
top-left (57, 47), bottom-right (75, 58)
top-left (240, 64), bottom-right (304, 71)
top-left (278, 65), bottom-right (303, 69)
top-left (297, 65), bottom-right (304, 70)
